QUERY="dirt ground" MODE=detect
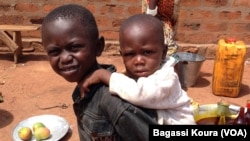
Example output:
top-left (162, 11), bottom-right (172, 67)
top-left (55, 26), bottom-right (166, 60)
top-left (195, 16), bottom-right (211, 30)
top-left (0, 50), bottom-right (250, 141)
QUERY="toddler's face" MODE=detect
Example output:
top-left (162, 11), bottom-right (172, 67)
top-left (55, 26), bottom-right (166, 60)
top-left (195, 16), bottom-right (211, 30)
top-left (42, 19), bottom-right (98, 83)
top-left (119, 24), bottom-right (166, 79)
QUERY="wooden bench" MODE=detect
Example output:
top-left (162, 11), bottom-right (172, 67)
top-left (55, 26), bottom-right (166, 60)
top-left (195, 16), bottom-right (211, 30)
top-left (0, 24), bottom-right (41, 63)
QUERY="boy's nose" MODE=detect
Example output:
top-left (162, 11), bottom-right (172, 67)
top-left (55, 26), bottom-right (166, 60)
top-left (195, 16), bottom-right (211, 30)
top-left (60, 50), bottom-right (72, 62)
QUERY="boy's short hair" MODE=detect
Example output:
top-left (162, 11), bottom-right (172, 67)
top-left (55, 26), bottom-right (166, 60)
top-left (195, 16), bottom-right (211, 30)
top-left (41, 4), bottom-right (99, 40)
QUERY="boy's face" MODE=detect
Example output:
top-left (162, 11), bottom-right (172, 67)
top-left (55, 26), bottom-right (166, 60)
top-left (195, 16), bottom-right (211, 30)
top-left (119, 24), bottom-right (167, 80)
top-left (42, 18), bottom-right (103, 83)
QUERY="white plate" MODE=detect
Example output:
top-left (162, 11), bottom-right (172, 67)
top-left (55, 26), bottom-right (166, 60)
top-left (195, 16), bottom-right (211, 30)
top-left (12, 114), bottom-right (69, 141)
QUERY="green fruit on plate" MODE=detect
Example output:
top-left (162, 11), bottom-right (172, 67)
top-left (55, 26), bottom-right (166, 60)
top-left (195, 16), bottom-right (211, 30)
top-left (18, 127), bottom-right (32, 141)
top-left (34, 127), bottom-right (51, 141)
top-left (32, 122), bottom-right (45, 132)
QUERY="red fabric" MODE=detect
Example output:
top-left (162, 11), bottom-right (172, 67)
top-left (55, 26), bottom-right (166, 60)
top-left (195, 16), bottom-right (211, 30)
top-left (147, 0), bottom-right (175, 27)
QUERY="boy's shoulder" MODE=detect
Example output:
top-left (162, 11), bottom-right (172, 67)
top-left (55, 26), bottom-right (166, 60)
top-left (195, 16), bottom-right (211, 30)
top-left (99, 64), bottom-right (116, 73)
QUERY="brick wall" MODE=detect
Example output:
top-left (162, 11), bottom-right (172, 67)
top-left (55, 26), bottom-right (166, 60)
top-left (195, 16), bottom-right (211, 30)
top-left (0, 0), bottom-right (249, 45)
top-left (176, 0), bottom-right (250, 44)
top-left (0, 0), bottom-right (141, 41)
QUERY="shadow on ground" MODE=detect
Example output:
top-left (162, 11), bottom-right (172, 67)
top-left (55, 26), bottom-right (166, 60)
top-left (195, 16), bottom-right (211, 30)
top-left (0, 108), bottom-right (14, 128)
top-left (0, 52), bottom-right (48, 63)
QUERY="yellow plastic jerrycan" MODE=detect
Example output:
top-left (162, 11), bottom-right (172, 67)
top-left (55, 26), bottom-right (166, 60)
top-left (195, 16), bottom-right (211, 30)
top-left (212, 38), bottom-right (246, 97)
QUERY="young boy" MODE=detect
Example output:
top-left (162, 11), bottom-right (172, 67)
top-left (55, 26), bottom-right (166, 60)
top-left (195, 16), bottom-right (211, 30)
top-left (82, 14), bottom-right (196, 125)
top-left (41, 4), bottom-right (158, 140)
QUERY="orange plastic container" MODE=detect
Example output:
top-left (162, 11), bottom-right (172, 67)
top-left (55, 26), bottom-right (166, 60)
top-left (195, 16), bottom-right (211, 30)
top-left (212, 38), bottom-right (246, 97)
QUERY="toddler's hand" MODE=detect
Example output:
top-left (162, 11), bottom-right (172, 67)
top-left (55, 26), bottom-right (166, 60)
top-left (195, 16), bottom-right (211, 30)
top-left (78, 71), bottom-right (101, 97)
top-left (78, 69), bottom-right (111, 97)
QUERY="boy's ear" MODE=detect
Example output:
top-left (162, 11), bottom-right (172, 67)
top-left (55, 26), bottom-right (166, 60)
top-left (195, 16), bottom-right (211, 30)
top-left (119, 49), bottom-right (122, 56)
top-left (96, 36), bottom-right (105, 56)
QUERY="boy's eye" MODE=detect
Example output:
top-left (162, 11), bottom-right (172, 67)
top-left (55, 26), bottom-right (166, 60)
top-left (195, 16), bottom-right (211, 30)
top-left (47, 48), bottom-right (61, 56)
top-left (70, 44), bottom-right (83, 51)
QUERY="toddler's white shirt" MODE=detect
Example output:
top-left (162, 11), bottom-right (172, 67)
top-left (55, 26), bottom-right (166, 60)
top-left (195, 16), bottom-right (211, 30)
top-left (109, 56), bottom-right (196, 125)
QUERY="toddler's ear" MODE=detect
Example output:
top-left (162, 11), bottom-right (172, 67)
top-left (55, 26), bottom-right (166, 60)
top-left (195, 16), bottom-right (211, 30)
top-left (162, 44), bottom-right (168, 58)
top-left (96, 36), bottom-right (105, 56)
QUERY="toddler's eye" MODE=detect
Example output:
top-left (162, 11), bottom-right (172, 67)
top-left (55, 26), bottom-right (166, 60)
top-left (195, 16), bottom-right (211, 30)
top-left (143, 50), bottom-right (153, 55)
top-left (123, 52), bottom-right (135, 57)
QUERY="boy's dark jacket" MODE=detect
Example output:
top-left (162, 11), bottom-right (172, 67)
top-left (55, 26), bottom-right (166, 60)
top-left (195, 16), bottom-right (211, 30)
top-left (72, 64), bottom-right (158, 141)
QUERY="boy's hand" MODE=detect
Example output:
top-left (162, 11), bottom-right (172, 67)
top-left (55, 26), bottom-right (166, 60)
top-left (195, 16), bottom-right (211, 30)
top-left (79, 69), bottom-right (111, 97)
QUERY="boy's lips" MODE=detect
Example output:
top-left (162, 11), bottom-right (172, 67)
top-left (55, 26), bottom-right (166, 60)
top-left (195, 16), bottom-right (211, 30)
top-left (59, 66), bottom-right (78, 74)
